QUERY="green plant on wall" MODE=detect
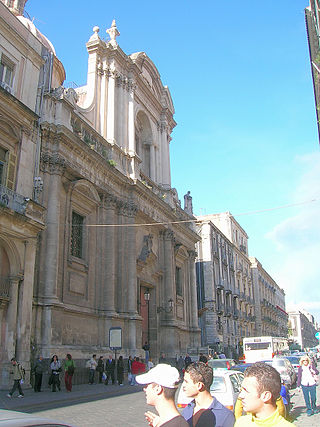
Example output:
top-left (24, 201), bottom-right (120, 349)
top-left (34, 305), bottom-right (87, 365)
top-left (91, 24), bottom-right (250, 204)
top-left (107, 159), bottom-right (117, 167)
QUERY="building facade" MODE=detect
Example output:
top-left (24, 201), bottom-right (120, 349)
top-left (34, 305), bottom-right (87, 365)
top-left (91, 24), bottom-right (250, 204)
top-left (196, 213), bottom-right (255, 358)
top-left (288, 310), bottom-right (318, 350)
top-left (305, 0), bottom-right (320, 143)
top-left (0, 2), bottom-right (200, 387)
top-left (250, 257), bottom-right (288, 338)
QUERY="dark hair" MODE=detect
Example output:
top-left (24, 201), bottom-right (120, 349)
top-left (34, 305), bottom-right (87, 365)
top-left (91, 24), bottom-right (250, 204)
top-left (50, 354), bottom-right (59, 363)
top-left (93, 354), bottom-right (96, 358)
top-left (244, 362), bottom-right (281, 404)
top-left (185, 362), bottom-right (213, 391)
top-left (119, 355), bottom-right (123, 360)
top-left (11, 357), bottom-right (16, 362)
top-left (66, 354), bottom-right (72, 360)
top-left (99, 356), bottom-right (103, 359)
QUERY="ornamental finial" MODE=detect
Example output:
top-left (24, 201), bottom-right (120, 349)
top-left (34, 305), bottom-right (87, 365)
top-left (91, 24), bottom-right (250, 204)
top-left (106, 19), bottom-right (120, 47)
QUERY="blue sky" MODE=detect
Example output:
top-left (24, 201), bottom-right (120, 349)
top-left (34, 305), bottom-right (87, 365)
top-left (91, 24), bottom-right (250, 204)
top-left (26, 1), bottom-right (320, 324)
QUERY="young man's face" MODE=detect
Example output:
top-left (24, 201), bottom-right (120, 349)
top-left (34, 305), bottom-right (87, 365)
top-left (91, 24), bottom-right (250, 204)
top-left (143, 383), bottom-right (158, 406)
top-left (182, 372), bottom-right (201, 398)
top-left (238, 376), bottom-right (264, 415)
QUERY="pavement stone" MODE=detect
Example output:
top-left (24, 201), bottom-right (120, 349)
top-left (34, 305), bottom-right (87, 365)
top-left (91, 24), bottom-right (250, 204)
top-left (289, 385), bottom-right (320, 426)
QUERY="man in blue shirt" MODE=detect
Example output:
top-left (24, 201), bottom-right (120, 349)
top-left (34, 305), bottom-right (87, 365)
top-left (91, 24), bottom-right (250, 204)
top-left (182, 362), bottom-right (234, 427)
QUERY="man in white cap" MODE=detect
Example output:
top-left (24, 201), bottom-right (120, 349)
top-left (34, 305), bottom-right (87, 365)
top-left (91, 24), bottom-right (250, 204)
top-left (136, 363), bottom-right (189, 427)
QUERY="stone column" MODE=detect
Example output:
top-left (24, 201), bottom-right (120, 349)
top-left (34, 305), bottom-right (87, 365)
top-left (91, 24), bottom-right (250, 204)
top-left (107, 68), bottom-right (116, 143)
top-left (127, 79), bottom-right (136, 179)
top-left (116, 201), bottom-right (126, 314)
top-left (150, 145), bottom-right (156, 182)
top-left (162, 229), bottom-right (175, 313)
top-left (5, 276), bottom-right (20, 360)
top-left (40, 153), bottom-right (65, 355)
top-left (16, 239), bottom-right (37, 377)
top-left (188, 250), bottom-right (199, 330)
top-left (103, 194), bottom-right (117, 314)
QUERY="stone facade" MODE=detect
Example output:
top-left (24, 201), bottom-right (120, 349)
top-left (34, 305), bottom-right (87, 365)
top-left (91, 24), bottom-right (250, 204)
top-left (196, 213), bottom-right (255, 358)
top-left (305, 0), bottom-right (320, 143)
top-left (288, 310), bottom-right (318, 350)
top-left (0, 4), bottom-right (200, 387)
top-left (250, 257), bottom-right (288, 338)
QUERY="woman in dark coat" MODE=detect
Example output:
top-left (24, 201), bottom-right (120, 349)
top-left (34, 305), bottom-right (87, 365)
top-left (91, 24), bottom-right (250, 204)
top-left (117, 356), bottom-right (124, 385)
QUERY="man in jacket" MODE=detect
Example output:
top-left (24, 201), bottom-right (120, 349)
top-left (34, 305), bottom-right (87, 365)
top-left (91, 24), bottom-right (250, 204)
top-left (33, 355), bottom-right (45, 392)
top-left (105, 355), bottom-right (115, 385)
top-left (7, 357), bottom-right (24, 398)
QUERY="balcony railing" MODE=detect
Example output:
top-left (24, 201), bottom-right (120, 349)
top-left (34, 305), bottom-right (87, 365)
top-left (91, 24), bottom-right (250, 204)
top-left (0, 184), bottom-right (27, 215)
top-left (0, 276), bottom-right (10, 300)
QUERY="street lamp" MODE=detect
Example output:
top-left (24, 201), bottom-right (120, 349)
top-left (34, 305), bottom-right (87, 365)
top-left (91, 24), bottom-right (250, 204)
top-left (157, 298), bottom-right (174, 313)
top-left (144, 290), bottom-right (150, 343)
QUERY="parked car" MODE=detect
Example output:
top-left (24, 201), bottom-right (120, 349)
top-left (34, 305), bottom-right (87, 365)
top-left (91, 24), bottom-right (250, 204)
top-left (177, 369), bottom-right (244, 411)
top-left (0, 409), bottom-right (75, 426)
top-left (282, 355), bottom-right (300, 374)
top-left (261, 358), bottom-right (297, 388)
top-left (230, 363), bottom-right (254, 373)
top-left (207, 358), bottom-right (237, 370)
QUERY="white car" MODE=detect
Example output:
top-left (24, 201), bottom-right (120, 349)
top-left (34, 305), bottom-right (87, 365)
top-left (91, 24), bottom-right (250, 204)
top-left (177, 369), bottom-right (244, 412)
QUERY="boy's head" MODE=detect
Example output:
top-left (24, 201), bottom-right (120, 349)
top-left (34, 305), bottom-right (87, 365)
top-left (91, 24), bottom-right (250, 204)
top-left (183, 362), bottom-right (213, 397)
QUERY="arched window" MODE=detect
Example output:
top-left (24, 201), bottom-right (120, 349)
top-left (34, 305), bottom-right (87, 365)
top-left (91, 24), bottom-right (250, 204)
top-left (135, 111), bottom-right (153, 178)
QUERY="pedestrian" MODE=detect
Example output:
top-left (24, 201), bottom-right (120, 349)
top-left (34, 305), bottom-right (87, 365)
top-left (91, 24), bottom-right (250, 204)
top-left (117, 355), bottom-right (124, 385)
top-left (137, 363), bottom-right (189, 427)
top-left (143, 341), bottom-right (150, 363)
top-left (97, 356), bottom-right (104, 383)
top-left (32, 355), bottom-right (45, 392)
top-left (105, 354), bottom-right (115, 385)
top-left (297, 355), bottom-right (319, 416)
top-left (88, 354), bottom-right (97, 384)
top-left (182, 361), bottom-right (234, 427)
top-left (177, 355), bottom-right (185, 378)
top-left (147, 357), bottom-right (154, 371)
top-left (128, 355), bottom-right (133, 385)
top-left (131, 356), bottom-right (146, 385)
top-left (185, 354), bottom-right (192, 369)
top-left (218, 352), bottom-right (226, 359)
top-left (7, 357), bottom-right (25, 398)
top-left (235, 362), bottom-right (295, 426)
top-left (64, 353), bottom-right (75, 392)
top-left (199, 353), bottom-right (208, 363)
top-left (159, 353), bottom-right (167, 364)
top-left (49, 354), bottom-right (61, 392)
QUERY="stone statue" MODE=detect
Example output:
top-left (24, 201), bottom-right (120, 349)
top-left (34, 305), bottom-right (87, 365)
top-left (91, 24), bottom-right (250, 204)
top-left (184, 191), bottom-right (193, 215)
top-left (138, 234), bottom-right (153, 262)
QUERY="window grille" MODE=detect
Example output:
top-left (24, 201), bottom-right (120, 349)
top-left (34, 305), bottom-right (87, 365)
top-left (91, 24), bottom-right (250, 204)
top-left (71, 211), bottom-right (84, 258)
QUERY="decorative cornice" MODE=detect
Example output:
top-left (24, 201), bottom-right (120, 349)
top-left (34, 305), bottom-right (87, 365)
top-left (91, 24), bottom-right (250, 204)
top-left (40, 152), bottom-right (66, 175)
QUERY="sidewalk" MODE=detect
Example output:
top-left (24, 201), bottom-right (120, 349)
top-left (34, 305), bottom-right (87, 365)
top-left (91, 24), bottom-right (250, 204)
top-left (290, 385), bottom-right (320, 426)
top-left (0, 382), bottom-right (142, 413)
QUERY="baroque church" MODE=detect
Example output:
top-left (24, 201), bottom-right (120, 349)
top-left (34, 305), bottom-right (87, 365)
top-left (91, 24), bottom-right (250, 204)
top-left (0, 0), bottom-right (200, 386)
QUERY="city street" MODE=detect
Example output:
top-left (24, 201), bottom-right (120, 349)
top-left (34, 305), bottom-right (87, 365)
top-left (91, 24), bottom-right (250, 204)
top-left (1, 382), bottom-right (320, 426)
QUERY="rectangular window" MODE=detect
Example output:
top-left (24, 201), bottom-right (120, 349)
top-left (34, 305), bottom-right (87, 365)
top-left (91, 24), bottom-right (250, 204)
top-left (71, 211), bottom-right (84, 258)
top-left (0, 146), bottom-right (7, 185)
top-left (175, 266), bottom-right (182, 296)
top-left (0, 55), bottom-right (14, 93)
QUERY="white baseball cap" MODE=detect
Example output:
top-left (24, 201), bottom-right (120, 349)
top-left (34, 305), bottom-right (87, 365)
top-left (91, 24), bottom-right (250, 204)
top-left (136, 364), bottom-right (180, 388)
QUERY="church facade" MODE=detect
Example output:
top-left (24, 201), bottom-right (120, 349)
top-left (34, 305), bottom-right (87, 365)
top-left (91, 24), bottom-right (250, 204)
top-left (0, 1), bottom-right (200, 387)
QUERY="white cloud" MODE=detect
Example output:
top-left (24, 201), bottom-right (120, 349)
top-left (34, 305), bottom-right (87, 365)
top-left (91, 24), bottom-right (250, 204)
top-left (266, 152), bottom-right (320, 321)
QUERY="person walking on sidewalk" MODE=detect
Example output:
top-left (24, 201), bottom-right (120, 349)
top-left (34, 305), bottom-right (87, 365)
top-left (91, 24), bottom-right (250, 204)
top-left (50, 355), bottom-right (61, 392)
top-left (235, 362), bottom-right (295, 427)
top-left (88, 354), bottom-right (97, 384)
top-left (64, 353), bottom-right (75, 392)
top-left (97, 356), bottom-right (104, 383)
top-left (7, 357), bottom-right (25, 398)
top-left (297, 355), bottom-right (319, 416)
top-left (117, 355), bottom-right (124, 385)
top-left (105, 355), bottom-right (115, 385)
top-left (32, 355), bottom-right (45, 392)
